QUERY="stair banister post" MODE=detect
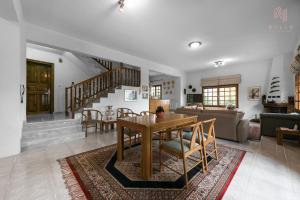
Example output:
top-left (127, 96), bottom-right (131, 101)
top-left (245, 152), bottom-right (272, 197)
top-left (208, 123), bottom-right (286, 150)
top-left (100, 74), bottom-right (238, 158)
top-left (65, 87), bottom-right (68, 115)
top-left (120, 66), bottom-right (123, 85)
top-left (71, 82), bottom-right (75, 118)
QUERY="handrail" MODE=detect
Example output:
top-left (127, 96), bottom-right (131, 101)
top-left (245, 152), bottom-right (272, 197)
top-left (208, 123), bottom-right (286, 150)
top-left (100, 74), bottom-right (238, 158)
top-left (65, 66), bottom-right (141, 118)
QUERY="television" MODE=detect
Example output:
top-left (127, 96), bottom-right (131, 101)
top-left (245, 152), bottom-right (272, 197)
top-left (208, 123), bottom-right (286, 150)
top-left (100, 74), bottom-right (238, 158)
top-left (187, 94), bottom-right (202, 104)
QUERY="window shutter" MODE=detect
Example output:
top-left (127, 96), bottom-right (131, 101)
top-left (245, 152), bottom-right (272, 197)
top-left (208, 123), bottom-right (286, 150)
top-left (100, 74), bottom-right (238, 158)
top-left (201, 74), bottom-right (241, 87)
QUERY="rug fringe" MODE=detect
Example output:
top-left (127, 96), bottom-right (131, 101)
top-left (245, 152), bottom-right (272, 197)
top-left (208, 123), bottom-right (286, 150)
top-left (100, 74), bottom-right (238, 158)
top-left (58, 159), bottom-right (88, 200)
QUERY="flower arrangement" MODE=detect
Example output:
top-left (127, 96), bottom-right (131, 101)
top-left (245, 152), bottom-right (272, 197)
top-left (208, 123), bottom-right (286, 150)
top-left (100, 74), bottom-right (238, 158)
top-left (226, 104), bottom-right (236, 110)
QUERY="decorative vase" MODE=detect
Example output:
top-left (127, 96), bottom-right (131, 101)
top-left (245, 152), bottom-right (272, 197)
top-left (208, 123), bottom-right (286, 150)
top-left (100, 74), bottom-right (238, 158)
top-left (105, 105), bottom-right (115, 120)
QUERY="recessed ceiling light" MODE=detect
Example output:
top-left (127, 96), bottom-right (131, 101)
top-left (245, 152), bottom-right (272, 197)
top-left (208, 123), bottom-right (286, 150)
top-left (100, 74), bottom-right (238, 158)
top-left (214, 61), bottom-right (223, 67)
top-left (188, 41), bottom-right (202, 49)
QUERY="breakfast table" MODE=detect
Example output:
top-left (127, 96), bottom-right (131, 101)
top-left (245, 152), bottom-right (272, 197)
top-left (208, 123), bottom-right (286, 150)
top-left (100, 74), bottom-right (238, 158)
top-left (117, 113), bottom-right (197, 180)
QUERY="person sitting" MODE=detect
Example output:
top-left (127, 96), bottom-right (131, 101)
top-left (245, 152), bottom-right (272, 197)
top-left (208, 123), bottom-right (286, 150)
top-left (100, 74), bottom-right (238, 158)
top-left (156, 106), bottom-right (165, 119)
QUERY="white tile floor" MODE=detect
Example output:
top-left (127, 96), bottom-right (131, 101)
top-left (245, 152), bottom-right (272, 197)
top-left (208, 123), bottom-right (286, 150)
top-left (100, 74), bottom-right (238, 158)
top-left (0, 130), bottom-right (299, 200)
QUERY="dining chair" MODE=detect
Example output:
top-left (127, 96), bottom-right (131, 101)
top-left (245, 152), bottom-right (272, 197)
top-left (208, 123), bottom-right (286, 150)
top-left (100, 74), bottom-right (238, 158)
top-left (81, 109), bottom-right (103, 137)
top-left (117, 108), bottom-right (135, 118)
top-left (117, 108), bottom-right (141, 150)
top-left (159, 121), bottom-right (206, 189)
top-left (183, 118), bottom-right (218, 170)
top-left (140, 110), bottom-right (170, 144)
top-left (140, 111), bottom-right (155, 116)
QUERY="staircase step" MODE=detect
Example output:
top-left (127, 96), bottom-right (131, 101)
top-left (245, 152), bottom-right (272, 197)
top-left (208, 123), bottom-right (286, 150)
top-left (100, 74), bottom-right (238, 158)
top-left (100, 93), bottom-right (108, 97)
top-left (108, 88), bottom-right (115, 93)
top-left (22, 130), bottom-right (84, 145)
top-left (21, 132), bottom-right (85, 151)
top-left (21, 118), bottom-right (85, 151)
top-left (22, 124), bottom-right (82, 139)
top-left (23, 119), bottom-right (81, 131)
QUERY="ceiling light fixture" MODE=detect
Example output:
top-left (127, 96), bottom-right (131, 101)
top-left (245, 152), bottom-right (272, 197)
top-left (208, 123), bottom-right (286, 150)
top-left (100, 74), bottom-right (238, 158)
top-left (118, 0), bottom-right (125, 12)
top-left (188, 41), bottom-right (202, 49)
top-left (214, 61), bottom-right (223, 68)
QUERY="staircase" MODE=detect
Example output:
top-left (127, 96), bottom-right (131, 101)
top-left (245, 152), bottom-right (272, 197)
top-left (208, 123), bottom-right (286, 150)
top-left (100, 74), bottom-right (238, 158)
top-left (65, 66), bottom-right (141, 117)
top-left (21, 119), bottom-right (85, 151)
top-left (92, 58), bottom-right (113, 71)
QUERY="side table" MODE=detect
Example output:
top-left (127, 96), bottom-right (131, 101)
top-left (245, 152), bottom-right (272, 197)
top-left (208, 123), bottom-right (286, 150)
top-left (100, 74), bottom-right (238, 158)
top-left (102, 119), bottom-right (117, 132)
top-left (276, 127), bottom-right (300, 145)
top-left (249, 122), bottom-right (261, 141)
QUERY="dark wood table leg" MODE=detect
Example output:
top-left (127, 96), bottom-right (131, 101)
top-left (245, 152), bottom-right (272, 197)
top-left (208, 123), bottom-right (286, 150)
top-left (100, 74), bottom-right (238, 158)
top-left (105, 123), bottom-right (109, 132)
top-left (141, 127), bottom-right (152, 180)
top-left (117, 123), bottom-right (124, 161)
top-left (277, 129), bottom-right (283, 145)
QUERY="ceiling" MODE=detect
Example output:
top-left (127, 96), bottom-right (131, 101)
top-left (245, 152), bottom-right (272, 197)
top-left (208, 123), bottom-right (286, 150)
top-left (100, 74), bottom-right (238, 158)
top-left (27, 43), bottom-right (66, 55)
top-left (149, 70), bottom-right (164, 77)
top-left (0, 0), bottom-right (18, 22)
top-left (21, 0), bottom-right (300, 71)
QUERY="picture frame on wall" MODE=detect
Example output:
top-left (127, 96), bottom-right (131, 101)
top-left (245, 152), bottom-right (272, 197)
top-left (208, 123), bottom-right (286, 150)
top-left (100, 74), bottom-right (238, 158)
top-left (142, 93), bottom-right (148, 99)
top-left (142, 85), bottom-right (148, 92)
top-left (124, 89), bottom-right (138, 102)
top-left (248, 86), bottom-right (261, 100)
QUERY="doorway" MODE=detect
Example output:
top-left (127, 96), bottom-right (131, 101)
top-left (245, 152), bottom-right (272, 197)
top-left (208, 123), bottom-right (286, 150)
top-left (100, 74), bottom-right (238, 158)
top-left (26, 59), bottom-right (54, 115)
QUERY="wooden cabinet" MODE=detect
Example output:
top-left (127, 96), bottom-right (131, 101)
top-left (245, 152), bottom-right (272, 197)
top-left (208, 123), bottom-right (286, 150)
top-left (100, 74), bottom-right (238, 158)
top-left (149, 99), bottom-right (170, 113)
top-left (263, 103), bottom-right (294, 113)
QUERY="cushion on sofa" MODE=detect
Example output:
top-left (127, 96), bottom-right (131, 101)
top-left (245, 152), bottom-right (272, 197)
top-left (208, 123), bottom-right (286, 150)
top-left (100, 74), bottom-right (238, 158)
top-left (175, 107), bottom-right (248, 142)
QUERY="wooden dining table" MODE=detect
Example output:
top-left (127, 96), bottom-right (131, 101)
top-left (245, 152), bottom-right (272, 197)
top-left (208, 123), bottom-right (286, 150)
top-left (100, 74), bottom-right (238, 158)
top-left (117, 112), bottom-right (197, 180)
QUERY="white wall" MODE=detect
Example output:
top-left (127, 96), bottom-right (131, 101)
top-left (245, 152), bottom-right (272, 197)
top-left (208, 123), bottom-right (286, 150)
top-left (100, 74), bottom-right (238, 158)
top-left (186, 56), bottom-right (295, 119)
top-left (150, 75), bottom-right (181, 109)
top-left (0, 17), bottom-right (22, 157)
top-left (92, 69), bottom-right (149, 114)
top-left (26, 47), bottom-right (102, 112)
top-left (266, 53), bottom-right (294, 103)
top-left (186, 59), bottom-right (273, 119)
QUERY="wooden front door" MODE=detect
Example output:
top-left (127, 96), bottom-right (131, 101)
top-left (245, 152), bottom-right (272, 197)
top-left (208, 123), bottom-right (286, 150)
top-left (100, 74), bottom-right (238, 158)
top-left (27, 59), bottom-right (54, 115)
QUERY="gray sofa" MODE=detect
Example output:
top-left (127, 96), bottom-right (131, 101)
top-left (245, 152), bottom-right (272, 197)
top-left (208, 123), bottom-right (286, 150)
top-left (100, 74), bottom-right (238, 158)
top-left (260, 113), bottom-right (300, 137)
top-left (175, 108), bottom-right (249, 143)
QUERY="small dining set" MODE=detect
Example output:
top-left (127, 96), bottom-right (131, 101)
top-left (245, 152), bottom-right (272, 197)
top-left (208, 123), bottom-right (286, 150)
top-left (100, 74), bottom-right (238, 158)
top-left (116, 108), bottom-right (219, 189)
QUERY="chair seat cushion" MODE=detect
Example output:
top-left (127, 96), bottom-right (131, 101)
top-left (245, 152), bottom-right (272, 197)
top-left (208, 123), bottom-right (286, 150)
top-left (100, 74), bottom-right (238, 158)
top-left (161, 138), bottom-right (198, 153)
top-left (183, 131), bottom-right (208, 141)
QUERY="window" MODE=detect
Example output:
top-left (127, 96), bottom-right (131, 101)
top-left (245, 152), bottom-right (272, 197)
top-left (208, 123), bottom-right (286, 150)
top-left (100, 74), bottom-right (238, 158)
top-left (203, 85), bottom-right (238, 107)
top-left (150, 85), bottom-right (162, 99)
top-left (296, 73), bottom-right (300, 111)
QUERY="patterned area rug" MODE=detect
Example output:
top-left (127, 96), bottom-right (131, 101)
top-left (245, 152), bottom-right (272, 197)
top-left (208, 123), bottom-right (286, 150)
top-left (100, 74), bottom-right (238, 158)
top-left (59, 142), bottom-right (245, 200)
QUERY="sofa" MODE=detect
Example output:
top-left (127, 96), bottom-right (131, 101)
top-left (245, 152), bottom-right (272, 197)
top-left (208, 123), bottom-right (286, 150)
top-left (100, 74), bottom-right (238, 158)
top-left (175, 107), bottom-right (249, 143)
top-left (260, 113), bottom-right (300, 137)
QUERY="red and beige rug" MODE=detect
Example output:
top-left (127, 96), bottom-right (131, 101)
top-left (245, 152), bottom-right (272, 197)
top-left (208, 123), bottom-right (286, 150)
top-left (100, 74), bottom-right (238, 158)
top-left (59, 143), bottom-right (245, 200)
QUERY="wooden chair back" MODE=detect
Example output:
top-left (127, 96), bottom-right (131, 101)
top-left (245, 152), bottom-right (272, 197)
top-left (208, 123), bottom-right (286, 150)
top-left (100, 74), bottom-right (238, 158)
top-left (177, 121), bottom-right (203, 151)
top-left (117, 108), bottom-right (134, 118)
top-left (82, 109), bottom-right (103, 122)
top-left (200, 118), bottom-right (216, 139)
top-left (140, 111), bottom-right (154, 116)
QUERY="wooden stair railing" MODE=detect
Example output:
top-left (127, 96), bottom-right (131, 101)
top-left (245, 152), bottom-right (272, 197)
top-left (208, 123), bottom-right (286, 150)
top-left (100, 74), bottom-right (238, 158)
top-left (92, 58), bottom-right (113, 71)
top-left (65, 66), bottom-right (141, 118)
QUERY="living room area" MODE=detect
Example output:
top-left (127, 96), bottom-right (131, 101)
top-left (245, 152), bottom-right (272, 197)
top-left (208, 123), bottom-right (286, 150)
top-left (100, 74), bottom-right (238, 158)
top-left (0, 0), bottom-right (300, 200)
